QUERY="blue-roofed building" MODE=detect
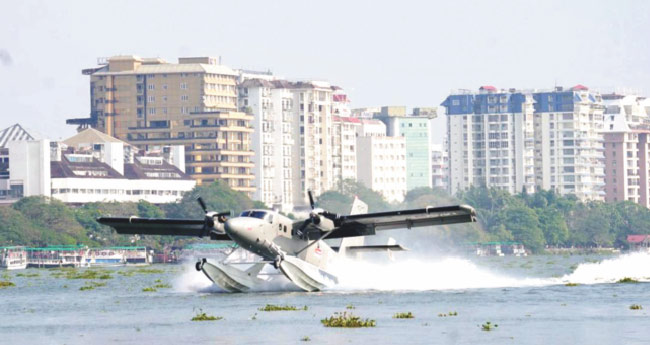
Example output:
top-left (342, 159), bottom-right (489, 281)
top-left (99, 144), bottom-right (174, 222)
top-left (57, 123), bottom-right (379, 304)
top-left (442, 85), bottom-right (606, 202)
top-left (442, 87), bottom-right (536, 195)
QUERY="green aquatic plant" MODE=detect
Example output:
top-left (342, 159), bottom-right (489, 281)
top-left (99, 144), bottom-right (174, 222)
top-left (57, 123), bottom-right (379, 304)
top-left (438, 311), bottom-right (458, 317)
top-left (630, 304), bottom-right (643, 310)
top-left (59, 269), bottom-right (112, 280)
top-left (565, 283), bottom-right (579, 287)
top-left (142, 287), bottom-right (157, 292)
top-left (321, 312), bottom-right (376, 328)
top-left (153, 283), bottom-right (171, 289)
top-left (393, 311), bottom-right (414, 319)
top-left (117, 271), bottom-right (135, 277)
top-left (480, 321), bottom-right (498, 331)
top-left (191, 310), bottom-right (223, 321)
top-left (0, 281), bottom-right (15, 288)
top-left (79, 281), bottom-right (107, 291)
top-left (16, 272), bottom-right (40, 277)
top-left (617, 277), bottom-right (639, 284)
top-left (300, 336), bottom-right (311, 342)
top-left (258, 304), bottom-right (308, 311)
top-left (346, 304), bottom-right (356, 310)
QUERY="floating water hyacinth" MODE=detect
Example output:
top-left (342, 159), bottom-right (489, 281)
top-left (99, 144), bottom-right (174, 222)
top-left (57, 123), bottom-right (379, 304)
top-left (480, 321), bottom-right (498, 331)
top-left (258, 304), bottom-right (308, 311)
top-left (191, 309), bottom-right (223, 321)
top-left (617, 277), bottom-right (639, 284)
top-left (0, 281), bottom-right (15, 288)
top-left (321, 312), bottom-right (376, 328)
top-left (393, 312), bottom-right (414, 319)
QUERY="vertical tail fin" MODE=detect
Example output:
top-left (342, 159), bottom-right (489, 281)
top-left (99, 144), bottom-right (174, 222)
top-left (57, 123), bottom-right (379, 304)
top-left (339, 197), bottom-right (368, 258)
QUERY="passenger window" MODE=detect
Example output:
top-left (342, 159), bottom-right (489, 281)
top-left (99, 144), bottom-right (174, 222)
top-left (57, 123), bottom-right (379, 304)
top-left (278, 224), bottom-right (282, 231)
top-left (284, 225), bottom-right (287, 233)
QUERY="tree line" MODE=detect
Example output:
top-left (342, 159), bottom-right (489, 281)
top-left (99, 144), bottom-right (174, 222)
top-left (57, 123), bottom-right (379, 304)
top-left (1, 180), bottom-right (648, 253)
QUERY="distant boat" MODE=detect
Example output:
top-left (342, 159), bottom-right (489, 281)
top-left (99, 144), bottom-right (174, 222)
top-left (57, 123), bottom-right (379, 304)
top-left (86, 247), bottom-right (151, 267)
top-left (0, 246), bottom-right (28, 270)
top-left (26, 246), bottom-right (88, 268)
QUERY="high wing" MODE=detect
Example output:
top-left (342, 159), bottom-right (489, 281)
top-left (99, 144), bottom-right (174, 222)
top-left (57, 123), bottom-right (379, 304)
top-left (96, 217), bottom-right (230, 240)
top-left (323, 205), bottom-right (477, 239)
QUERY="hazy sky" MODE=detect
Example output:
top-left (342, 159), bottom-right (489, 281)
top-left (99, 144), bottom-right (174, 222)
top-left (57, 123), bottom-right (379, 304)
top-left (1, 0), bottom-right (649, 142)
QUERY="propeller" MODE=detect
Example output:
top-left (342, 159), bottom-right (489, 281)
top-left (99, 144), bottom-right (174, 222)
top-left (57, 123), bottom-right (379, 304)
top-left (295, 190), bottom-right (338, 241)
top-left (196, 197), bottom-right (230, 238)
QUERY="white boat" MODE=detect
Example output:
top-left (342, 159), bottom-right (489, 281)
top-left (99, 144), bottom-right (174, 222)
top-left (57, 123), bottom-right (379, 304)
top-left (87, 249), bottom-right (125, 267)
top-left (27, 246), bottom-right (88, 268)
top-left (1, 246), bottom-right (28, 270)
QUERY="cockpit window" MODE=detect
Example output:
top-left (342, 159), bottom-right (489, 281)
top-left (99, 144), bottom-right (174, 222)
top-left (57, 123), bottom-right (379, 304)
top-left (239, 210), bottom-right (268, 220)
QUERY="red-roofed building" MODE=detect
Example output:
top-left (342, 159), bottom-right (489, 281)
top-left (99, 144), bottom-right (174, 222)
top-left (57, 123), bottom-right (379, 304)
top-left (627, 234), bottom-right (650, 250)
top-left (479, 85), bottom-right (497, 92)
top-left (571, 84), bottom-right (589, 91)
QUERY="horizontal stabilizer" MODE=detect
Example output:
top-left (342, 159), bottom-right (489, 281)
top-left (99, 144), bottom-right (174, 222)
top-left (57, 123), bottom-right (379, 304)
top-left (332, 244), bottom-right (408, 253)
top-left (96, 217), bottom-right (230, 240)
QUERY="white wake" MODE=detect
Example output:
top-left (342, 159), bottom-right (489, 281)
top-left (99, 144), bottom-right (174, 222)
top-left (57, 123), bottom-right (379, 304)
top-left (174, 252), bottom-right (650, 293)
top-left (556, 251), bottom-right (650, 285)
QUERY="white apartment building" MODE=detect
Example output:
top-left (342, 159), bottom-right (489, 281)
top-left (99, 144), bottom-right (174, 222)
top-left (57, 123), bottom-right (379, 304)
top-left (356, 119), bottom-right (387, 137)
top-left (332, 116), bottom-right (360, 185)
top-left (290, 81), bottom-right (336, 205)
top-left (238, 79), bottom-right (294, 212)
top-left (356, 135), bottom-right (407, 202)
top-left (431, 143), bottom-right (448, 190)
top-left (443, 85), bottom-right (605, 201)
top-left (444, 87), bottom-right (536, 195)
top-left (532, 85), bottom-right (605, 201)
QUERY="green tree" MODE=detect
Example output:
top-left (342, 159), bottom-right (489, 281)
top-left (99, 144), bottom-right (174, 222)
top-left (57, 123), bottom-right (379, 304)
top-left (499, 206), bottom-right (545, 253)
top-left (536, 208), bottom-right (569, 246)
top-left (137, 200), bottom-right (165, 218)
top-left (163, 181), bottom-right (259, 218)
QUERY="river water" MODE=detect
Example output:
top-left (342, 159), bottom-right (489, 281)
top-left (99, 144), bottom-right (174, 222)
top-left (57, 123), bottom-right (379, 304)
top-left (1, 252), bottom-right (649, 344)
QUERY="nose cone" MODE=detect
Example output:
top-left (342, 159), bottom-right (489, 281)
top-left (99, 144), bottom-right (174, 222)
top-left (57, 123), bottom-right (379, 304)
top-left (224, 217), bottom-right (260, 245)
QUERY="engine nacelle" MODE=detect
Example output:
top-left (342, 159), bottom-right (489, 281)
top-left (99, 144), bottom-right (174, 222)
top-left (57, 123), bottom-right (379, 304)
top-left (311, 214), bottom-right (335, 232)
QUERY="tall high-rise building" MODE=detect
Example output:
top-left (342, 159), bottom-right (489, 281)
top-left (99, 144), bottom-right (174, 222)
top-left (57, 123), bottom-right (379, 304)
top-left (532, 85), bottom-right (605, 201)
top-left (442, 85), bottom-right (605, 201)
top-left (290, 81), bottom-right (336, 205)
top-left (332, 116), bottom-right (360, 186)
top-left (238, 78), bottom-right (294, 212)
top-left (69, 56), bottom-right (255, 195)
top-left (602, 94), bottom-right (650, 206)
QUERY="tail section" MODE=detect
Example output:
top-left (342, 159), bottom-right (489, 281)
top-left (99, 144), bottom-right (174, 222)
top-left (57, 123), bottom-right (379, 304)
top-left (339, 197), bottom-right (368, 258)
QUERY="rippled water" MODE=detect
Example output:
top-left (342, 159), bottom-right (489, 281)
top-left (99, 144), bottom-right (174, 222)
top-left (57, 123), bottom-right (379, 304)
top-left (1, 252), bottom-right (649, 344)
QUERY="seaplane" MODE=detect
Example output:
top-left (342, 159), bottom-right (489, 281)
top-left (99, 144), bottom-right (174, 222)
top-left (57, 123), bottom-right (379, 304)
top-left (97, 191), bottom-right (477, 292)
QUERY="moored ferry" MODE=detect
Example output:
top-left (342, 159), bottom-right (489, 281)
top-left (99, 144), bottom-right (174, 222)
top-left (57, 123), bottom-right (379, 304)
top-left (1, 246), bottom-right (28, 270)
top-left (26, 246), bottom-right (89, 268)
top-left (86, 246), bottom-right (151, 267)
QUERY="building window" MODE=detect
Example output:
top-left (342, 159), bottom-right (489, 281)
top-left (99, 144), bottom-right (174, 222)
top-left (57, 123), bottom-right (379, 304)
top-left (148, 95), bottom-right (155, 102)
top-left (180, 83), bottom-right (188, 89)
top-left (181, 95), bottom-right (188, 101)
top-left (148, 84), bottom-right (155, 90)
top-left (148, 108), bottom-right (156, 115)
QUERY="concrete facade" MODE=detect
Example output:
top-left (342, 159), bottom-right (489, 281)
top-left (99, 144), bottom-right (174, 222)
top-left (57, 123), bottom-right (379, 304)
top-left (443, 85), bottom-right (605, 201)
top-left (356, 135), bottom-right (407, 202)
top-left (71, 55), bottom-right (254, 196)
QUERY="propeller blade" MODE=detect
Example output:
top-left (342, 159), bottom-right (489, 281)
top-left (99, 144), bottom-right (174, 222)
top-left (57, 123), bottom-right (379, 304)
top-left (307, 190), bottom-right (315, 209)
top-left (197, 197), bottom-right (208, 214)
